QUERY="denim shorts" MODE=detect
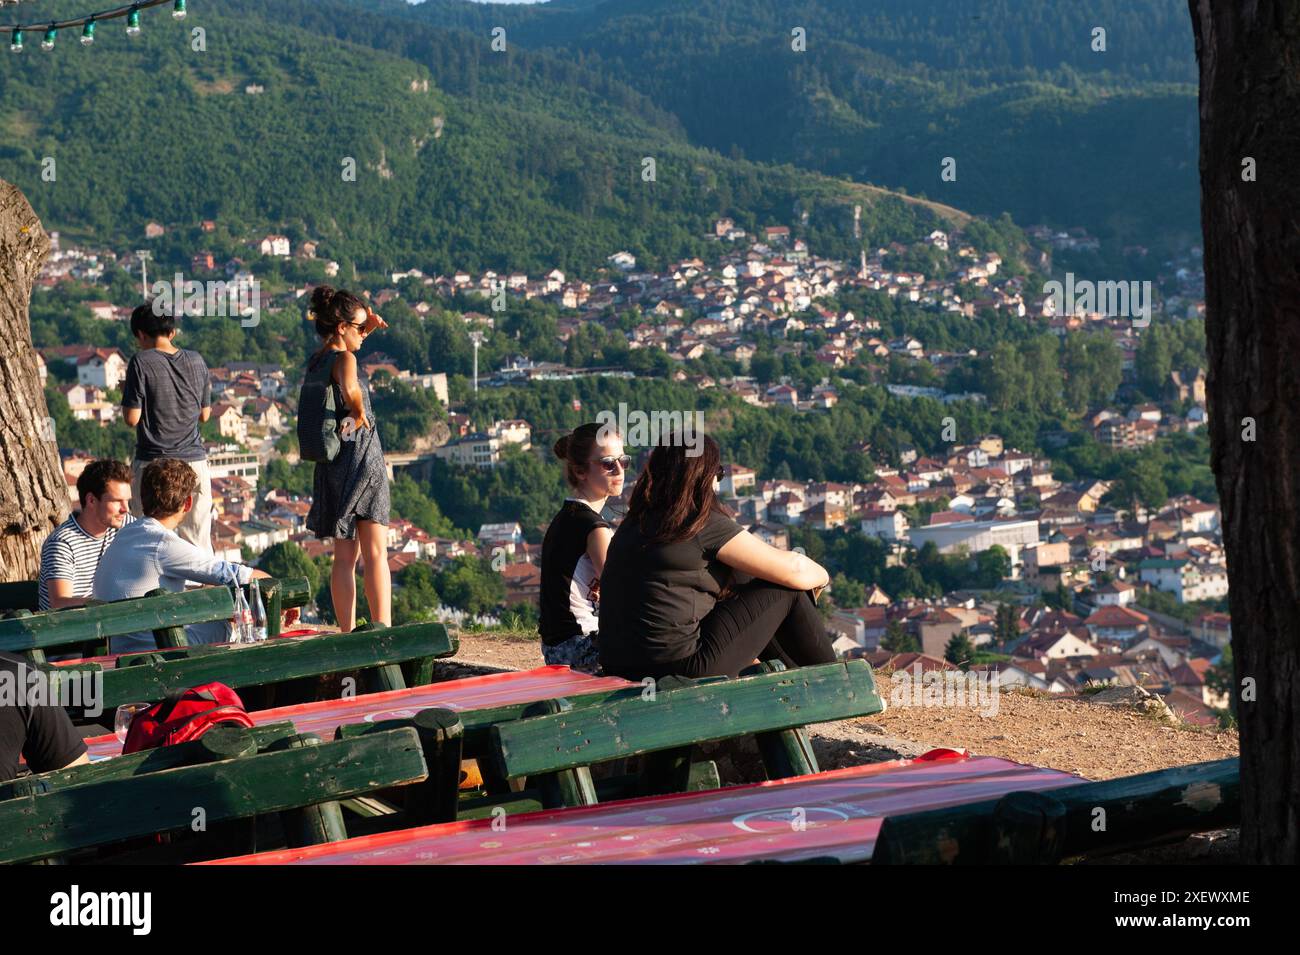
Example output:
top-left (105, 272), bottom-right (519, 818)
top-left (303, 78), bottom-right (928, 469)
top-left (541, 633), bottom-right (602, 675)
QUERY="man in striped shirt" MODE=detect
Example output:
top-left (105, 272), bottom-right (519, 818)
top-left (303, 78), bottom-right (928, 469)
top-left (37, 459), bottom-right (136, 611)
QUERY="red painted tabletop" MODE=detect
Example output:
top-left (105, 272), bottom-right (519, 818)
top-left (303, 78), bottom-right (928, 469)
top-left (84, 665), bottom-right (634, 760)
top-left (199, 750), bottom-right (1082, 865)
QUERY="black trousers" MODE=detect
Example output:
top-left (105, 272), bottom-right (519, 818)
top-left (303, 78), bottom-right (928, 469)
top-left (620, 580), bottom-right (837, 681)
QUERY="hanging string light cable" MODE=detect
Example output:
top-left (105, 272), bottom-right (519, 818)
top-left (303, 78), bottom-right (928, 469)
top-left (6, 0), bottom-right (187, 52)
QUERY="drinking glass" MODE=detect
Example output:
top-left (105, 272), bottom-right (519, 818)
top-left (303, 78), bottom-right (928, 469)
top-left (114, 702), bottom-right (151, 743)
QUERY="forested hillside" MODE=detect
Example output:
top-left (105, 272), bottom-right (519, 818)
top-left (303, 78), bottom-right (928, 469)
top-left (1, 0), bottom-right (982, 276)
top-left (388, 0), bottom-right (1200, 255)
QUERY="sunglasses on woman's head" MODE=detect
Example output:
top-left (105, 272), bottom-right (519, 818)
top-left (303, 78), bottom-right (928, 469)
top-left (597, 455), bottom-right (632, 474)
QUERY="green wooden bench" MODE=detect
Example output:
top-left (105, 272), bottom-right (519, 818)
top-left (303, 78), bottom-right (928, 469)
top-left (459, 659), bottom-right (875, 813)
top-left (0, 724), bottom-right (428, 865)
top-left (0, 577), bottom-right (311, 663)
top-left (51, 620), bottom-right (458, 715)
top-left (492, 659), bottom-right (879, 776)
top-left (328, 660), bottom-right (882, 827)
top-left (871, 757), bottom-right (1240, 864)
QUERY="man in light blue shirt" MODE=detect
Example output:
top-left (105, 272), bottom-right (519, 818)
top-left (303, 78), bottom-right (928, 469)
top-left (93, 458), bottom-right (269, 654)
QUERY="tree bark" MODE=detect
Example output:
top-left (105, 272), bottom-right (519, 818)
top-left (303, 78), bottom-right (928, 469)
top-left (0, 180), bottom-right (69, 581)
top-left (1189, 0), bottom-right (1300, 863)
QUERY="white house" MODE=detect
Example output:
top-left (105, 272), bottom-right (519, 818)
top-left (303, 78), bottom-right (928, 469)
top-left (860, 508), bottom-right (908, 542)
top-left (259, 234), bottom-right (291, 257)
top-left (492, 419), bottom-right (532, 448)
top-left (477, 522), bottom-right (523, 547)
top-left (906, 518), bottom-right (1040, 568)
top-left (720, 464), bottom-right (757, 498)
top-left (1091, 579), bottom-right (1136, 608)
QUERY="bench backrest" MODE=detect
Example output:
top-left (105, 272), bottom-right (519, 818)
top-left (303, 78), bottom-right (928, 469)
top-left (0, 577), bottom-right (311, 658)
top-left (490, 659), bottom-right (883, 779)
top-left (55, 620), bottom-right (457, 712)
top-left (0, 722), bottom-right (300, 802)
top-left (0, 587), bottom-right (235, 656)
top-left (0, 725), bottom-right (427, 864)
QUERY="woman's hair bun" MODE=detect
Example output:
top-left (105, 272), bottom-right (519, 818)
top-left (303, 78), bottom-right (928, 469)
top-left (310, 285), bottom-right (336, 311)
top-left (552, 434), bottom-right (571, 460)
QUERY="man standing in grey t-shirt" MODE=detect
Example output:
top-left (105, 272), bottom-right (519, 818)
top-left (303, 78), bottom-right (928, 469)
top-left (121, 303), bottom-right (215, 554)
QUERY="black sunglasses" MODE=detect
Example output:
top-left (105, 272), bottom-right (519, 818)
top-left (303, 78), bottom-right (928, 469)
top-left (597, 455), bottom-right (633, 474)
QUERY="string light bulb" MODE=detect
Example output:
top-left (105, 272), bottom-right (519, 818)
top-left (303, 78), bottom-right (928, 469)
top-left (4, 2), bottom-right (189, 53)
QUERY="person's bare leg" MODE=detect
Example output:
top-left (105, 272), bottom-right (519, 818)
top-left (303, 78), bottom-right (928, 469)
top-left (357, 520), bottom-right (392, 626)
top-left (332, 538), bottom-right (360, 632)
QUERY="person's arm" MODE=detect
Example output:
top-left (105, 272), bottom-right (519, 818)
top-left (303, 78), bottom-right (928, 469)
top-left (715, 530), bottom-right (830, 592)
top-left (198, 356), bottom-right (212, 423)
top-left (362, 306), bottom-right (389, 337)
top-left (584, 524), bottom-right (613, 602)
top-left (332, 351), bottom-right (370, 430)
top-left (22, 700), bottom-right (88, 776)
top-left (46, 579), bottom-right (88, 611)
top-left (121, 355), bottom-right (143, 427)
top-left (155, 531), bottom-right (257, 588)
top-left (42, 540), bottom-right (87, 610)
top-left (586, 525), bottom-right (613, 578)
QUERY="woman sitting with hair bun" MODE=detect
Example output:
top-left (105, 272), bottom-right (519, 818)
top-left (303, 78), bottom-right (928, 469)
top-left (537, 422), bottom-right (627, 673)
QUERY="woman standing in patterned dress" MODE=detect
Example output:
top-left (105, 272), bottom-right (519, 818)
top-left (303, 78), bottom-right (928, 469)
top-left (304, 286), bottom-right (392, 631)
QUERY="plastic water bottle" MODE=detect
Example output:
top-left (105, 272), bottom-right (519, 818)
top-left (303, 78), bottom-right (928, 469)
top-left (233, 584), bottom-right (254, 645)
top-left (250, 579), bottom-right (269, 643)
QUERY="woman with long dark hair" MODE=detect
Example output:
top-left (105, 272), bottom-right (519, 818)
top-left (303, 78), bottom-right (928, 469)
top-left (598, 433), bottom-right (835, 680)
top-left (303, 285), bottom-right (391, 631)
top-left (537, 423), bottom-right (626, 673)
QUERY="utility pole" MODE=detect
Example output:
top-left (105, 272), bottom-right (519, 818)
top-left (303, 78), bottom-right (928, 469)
top-left (135, 249), bottom-right (151, 299)
top-left (468, 330), bottom-right (486, 393)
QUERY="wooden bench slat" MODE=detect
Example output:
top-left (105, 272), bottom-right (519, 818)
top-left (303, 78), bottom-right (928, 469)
top-left (0, 587), bottom-right (235, 653)
top-left (334, 685), bottom-right (643, 755)
top-left (871, 757), bottom-right (1241, 864)
top-left (0, 577), bottom-right (311, 654)
top-left (66, 621), bottom-right (457, 711)
top-left (0, 723), bottom-right (300, 802)
top-left (491, 659), bottom-right (883, 779)
top-left (0, 727), bottom-right (427, 865)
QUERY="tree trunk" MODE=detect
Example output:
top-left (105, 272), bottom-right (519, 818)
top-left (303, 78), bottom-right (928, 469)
top-left (0, 180), bottom-right (69, 581)
top-left (1189, 0), bottom-right (1300, 864)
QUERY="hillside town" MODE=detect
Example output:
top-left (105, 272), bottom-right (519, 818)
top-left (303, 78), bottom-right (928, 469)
top-left (34, 216), bottom-right (1226, 727)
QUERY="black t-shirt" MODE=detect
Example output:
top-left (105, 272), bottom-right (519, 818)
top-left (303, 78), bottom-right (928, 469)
top-left (121, 348), bottom-right (211, 462)
top-left (598, 508), bottom-right (744, 669)
top-left (538, 500), bottom-right (611, 646)
top-left (0, 653), bottom-right (88, 783)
